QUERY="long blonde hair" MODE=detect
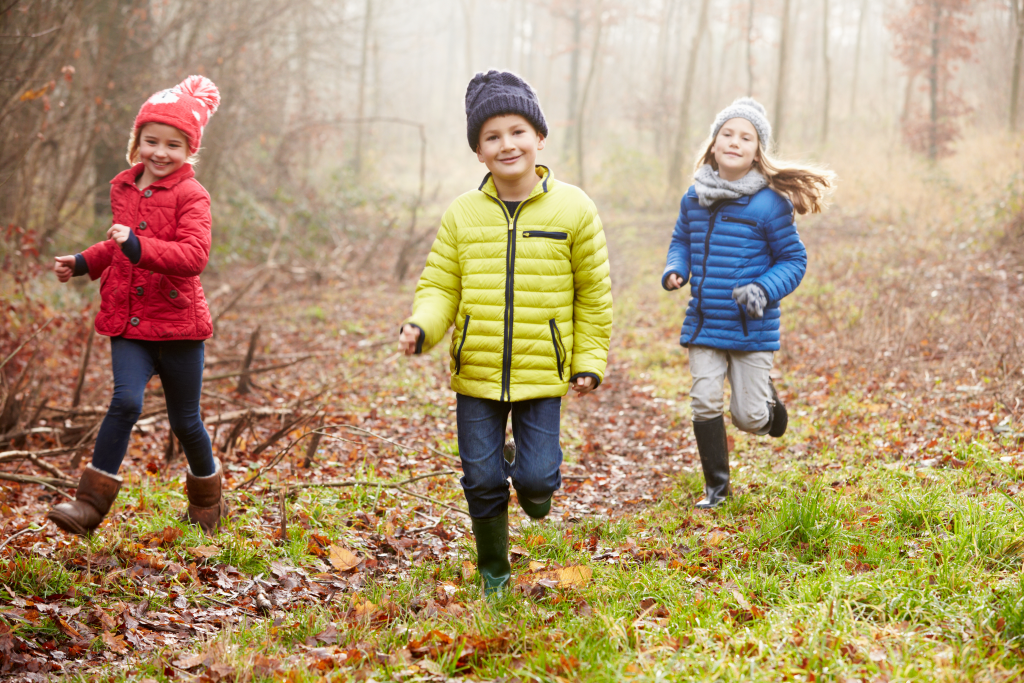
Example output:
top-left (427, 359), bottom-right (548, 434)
top-left (694, 136), bottom-right (835, 215)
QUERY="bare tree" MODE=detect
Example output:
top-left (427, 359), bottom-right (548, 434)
top-left (353, 0), bottom-right (373, 174)
top-left (773, 0), bottom-right (792, 147)
top-left (849, 0), bottom-right (869, 117)
top-left (667, 0), bottom-right (711, 193)
top-left (821, 0), bottom-right (831, 142)
top-left (575, 0), bottom-right (604, 189)
top-left (746, 0), bottom-right (756, 96)
top-left (1011, 0), bottom-right (1024, 130)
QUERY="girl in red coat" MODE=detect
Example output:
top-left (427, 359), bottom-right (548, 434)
top-left (48, 76), bottom-right (226, 536)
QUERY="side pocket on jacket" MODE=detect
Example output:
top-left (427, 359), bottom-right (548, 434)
top-left (454, 315), bottom-right (471, 375)
top-left (738, 306), bottom-right (749, 337)
top-left (548, 318), bottom-right (566, 381)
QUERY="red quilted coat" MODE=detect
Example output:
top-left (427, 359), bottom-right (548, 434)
top-left (81, 163), bottom-right (213, 340)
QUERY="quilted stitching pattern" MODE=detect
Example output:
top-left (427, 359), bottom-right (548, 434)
top-left (662, 185), bottom-right (806, 352)
top-left (82, 163), bottom-right (213, 341)
top-left (405, 167), bottom-right (612, 402)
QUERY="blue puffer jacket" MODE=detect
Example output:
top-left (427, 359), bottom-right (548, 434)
top-left (661, 185), bottom-right (806, 351)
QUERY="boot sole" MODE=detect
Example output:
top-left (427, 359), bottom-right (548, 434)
top-left (47, 509), bottom-right (91, 536)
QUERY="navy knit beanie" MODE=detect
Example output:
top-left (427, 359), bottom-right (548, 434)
top-left (465, 70), bottom-right (548, 151)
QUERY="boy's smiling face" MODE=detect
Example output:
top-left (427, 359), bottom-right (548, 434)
top-left (476, 114), bottom-right (545, 194)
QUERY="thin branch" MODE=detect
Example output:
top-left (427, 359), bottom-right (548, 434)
top-left (289, 469), bottom-right (467, 516)
top-left (0, 317), bottom-right (56, 372)
top-left (0, 472), bottom-right (76, 490)
top-left (314, 425), bottom-right (460, 462)
top-left (0, 526), bottom-right (43, 552)
top-left (203, 356), bottom-right (311, 382)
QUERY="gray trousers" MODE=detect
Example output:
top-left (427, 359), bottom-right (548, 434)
top-left (689, 345), bottom-right (774, 434)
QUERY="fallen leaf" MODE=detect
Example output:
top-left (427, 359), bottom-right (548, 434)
top-left (328, 544), bottom-right (361, 572)
top-left (102, 631), bottom-right (128, 654)
top-left (189, 545), bottom-right (221, 559)
top-left (172, 653), bottom-right (207, 669)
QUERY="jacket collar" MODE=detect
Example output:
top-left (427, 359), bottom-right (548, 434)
top-left (478, 165), bottom-right (553, 201)
top-left (110, 163), bottom-right (195, 191)
top-left (687, 187), bottom-right (754, 207)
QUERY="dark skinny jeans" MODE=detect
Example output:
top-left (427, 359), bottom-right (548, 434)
top-left (91, 337), bottom-right (215, 477)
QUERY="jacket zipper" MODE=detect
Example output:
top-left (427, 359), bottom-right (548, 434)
top-left (523, 230), bottom-right (567, 239)
top-left (454, 315), bottom-right (471, 374)
top-left (689, 205), bottom-right (722, 344)
top-left (548, 318), bottom-right (564, 381)
top-left (485, 195), bottom-right (534, 402)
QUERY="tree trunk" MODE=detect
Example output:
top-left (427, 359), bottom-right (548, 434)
top-left (928, 2), bottom-right (940, 160)
top-left (773, 0), bottom-right (792, 148)
top-left (746, 0), bottom-right (755, 96)
top-left (821, 0), bottom-right (831, 143)
top-left (563, 1), bottom-right (583, 166)
top-left (848, 0), bottom-right (869, 118)
top-left (576, 2), bottom-right (603, 189)
top-left (462, 0), bottom-right (477, 78)
top-left (667, 0), bottom-right (711, 193)
top-left (1011, 0), bottom-right (1024, 131)
top-left (353, 0), bottom-right (373, 174)
top-left (653, 0), bottom-right (678, 155)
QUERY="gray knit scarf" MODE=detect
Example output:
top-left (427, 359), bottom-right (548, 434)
top-left (693, 164), bottom-right (768, 208)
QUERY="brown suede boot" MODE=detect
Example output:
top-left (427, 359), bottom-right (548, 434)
top-left (47, 465), bottom-right (123, 536)
top-left (184, 458), bottom-right (228, 534)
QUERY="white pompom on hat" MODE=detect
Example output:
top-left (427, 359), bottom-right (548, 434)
top-left (710, 97), bottom-right (771, 147)
top-left (133, 75), bottom-right (221, 154)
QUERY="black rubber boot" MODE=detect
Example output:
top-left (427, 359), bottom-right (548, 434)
top-left (518, 495), bottom-right (551, 520)
top-left (693, 415), bottom-right (730, 509)
top-left (471, 510), bottom-right (511, 597)
top-left (767, 379), bottom-right (788, 438)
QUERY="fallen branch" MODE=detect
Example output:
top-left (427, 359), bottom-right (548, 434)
top-left (0, 446), bottom-right (79, 463)
top-left (0, 526), bottom-right (44, 552)
top-left (203, 356), bottom-right (312, 382)
top-left (0, 471), bottom-right (76, 489)
top-left (289, 469), bottom-right (468, 516)
top-left (314, 426), bottom-right (460, 463)
top-left (205, 407), bottom-right (294, 426)
top-left (232, 407), bottom-right (325, 491)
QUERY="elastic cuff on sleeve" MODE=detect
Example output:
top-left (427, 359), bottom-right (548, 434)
top-left (570, 372), bottom-right (602, 389)
top-left (752, 282), bottom-right (769, 302)
top-left (661, 271), bottom-right (686, 291)
top-left (401, 323), bottom-right (426, 355)
top-left (73, 253), bottom-right (89, 277)
top-left (120, 230), bottom-right (141, 264)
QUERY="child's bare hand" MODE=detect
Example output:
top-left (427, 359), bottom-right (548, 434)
top-left (665, 273), bottom-right (684, 290)
top-left (106, 223), bottom-right (131, 245)
top-left (398, 324), bottom-right (421, 356)
top-left (54, 255), bottom-right (76, 283)
top-left (570, 375), bottom-right (596, 396)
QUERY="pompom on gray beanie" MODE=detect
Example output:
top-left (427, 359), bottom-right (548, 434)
top-left (465, 70), bottom-right (548, 151)
top-left (710, 97), bottom-right (771, 147)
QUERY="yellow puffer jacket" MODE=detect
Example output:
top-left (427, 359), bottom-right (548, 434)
top-left (405, 166), bottom-right (612, 402)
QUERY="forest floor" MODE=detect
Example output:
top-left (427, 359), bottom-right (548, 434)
top-left (2, 178), bottom-right (1024, 682)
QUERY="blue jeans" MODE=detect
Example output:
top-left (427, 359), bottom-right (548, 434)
top-left (91, 337), bottom-right (215, 477)
top-left (456, 393), bottom-right (563, 519)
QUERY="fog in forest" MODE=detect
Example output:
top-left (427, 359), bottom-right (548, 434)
top-left (2, 0), bottom-right (1022, 273)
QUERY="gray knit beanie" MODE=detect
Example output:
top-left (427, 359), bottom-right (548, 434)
top-left (465, 70), bottom-right (548, 151)
top-left (710, 97), bottom-right (771, 147)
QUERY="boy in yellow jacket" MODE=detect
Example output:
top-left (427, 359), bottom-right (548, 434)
top-left (398, 70), bottom-right (612, 595)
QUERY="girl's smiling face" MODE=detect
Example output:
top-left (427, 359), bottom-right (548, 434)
top-left (137, 122), bottom-right (189, 185)
top-left (476, 114), bottom-right (545, 190)
top-left (711, 117), bottom-right (760, 181)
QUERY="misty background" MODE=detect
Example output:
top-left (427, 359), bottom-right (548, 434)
top-left (1, 0), bottom-right (1022, 280)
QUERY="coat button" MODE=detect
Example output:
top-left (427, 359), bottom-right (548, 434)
top-left (169, 290), bottom-right (178, 299)
top-left (135, 286), bottom-right (144, 296)
top-left (138, 221), bottom-right (147, 230)
top-left (144, 189), bottom-right (152, 198)
top-left (129, 316), bottom-right (140, 326)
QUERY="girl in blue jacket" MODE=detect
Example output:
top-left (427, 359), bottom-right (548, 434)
top-left (662, 97), bottom-right (834, 509)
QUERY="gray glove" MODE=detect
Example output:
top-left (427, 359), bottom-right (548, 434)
top-left (732, 283), bottom-right (767, 319)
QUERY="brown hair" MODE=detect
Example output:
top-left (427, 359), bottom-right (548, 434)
top-left (125, 123), bottom-right (198, 165)
top-left (693, 135), bottom-right (835, 215)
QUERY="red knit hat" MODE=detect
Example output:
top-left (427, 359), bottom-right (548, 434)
top-left (133, 75), bottom-right (220, 154)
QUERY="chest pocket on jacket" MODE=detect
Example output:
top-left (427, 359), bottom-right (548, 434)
top-left (522, 231), bottom-right (567, 240)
